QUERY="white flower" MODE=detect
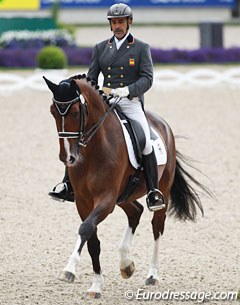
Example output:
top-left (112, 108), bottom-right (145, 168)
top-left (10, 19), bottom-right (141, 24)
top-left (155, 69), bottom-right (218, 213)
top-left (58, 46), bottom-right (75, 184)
top-left (0, 29), bottom-right (75, 47)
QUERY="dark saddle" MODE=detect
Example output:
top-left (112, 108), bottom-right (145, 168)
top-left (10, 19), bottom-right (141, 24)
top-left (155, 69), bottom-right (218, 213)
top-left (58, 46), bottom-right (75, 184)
top-left (114, 106), bottom-right (153, 203)
top-left (115, 106), bottom-right (157, 165)
top-left (116, 109), bottom-right (145, 165)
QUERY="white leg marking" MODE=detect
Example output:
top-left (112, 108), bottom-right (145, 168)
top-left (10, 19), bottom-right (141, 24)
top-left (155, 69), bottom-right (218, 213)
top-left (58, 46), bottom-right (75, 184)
top-left (147, 237), bottom-right (160, 281)
top-left (63, 236), bottom-right (81, 275)
top-left (87, 273), bottom-right (104, 294)
top-left (118, 226), bottom-right (134, 269)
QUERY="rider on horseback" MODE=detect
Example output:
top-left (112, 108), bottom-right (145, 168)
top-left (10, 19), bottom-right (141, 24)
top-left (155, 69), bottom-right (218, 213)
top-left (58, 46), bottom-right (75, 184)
top-left (49, 3), bottom-right (166, 212)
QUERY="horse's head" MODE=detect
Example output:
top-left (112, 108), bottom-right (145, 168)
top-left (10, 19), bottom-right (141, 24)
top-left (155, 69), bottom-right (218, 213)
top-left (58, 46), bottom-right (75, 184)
top-left (44, 76), bottom-right (87, 167)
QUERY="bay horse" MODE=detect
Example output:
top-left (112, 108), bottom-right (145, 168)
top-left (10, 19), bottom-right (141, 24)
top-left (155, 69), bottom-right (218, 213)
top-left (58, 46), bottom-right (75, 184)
top-left (44, 74), bottom-right (207, 299)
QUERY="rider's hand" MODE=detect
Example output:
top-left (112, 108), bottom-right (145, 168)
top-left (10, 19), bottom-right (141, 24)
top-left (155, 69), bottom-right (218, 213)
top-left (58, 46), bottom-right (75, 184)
top-left (111, 86), bottom-right (129, 98)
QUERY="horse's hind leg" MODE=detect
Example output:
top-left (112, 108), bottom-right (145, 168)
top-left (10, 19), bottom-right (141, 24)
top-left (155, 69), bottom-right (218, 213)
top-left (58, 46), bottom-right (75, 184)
top-left (145, 200), bottom-right (167, 285)
top-left (118, 200), bottom-right (144, 279)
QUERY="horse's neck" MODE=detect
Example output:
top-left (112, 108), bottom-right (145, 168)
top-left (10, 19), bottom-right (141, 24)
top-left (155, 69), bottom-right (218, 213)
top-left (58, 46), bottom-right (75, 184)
top-left (82, 86), bottom-right (108, 123)
top-left (77, 79), bottom-right (105, 111)
top-left (90, 93), bottom-right (107, 117)
top-left (77, 79), bottom-right (113, 136)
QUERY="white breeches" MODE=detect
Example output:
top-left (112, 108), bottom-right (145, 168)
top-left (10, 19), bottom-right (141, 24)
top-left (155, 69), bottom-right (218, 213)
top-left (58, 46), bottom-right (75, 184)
top-left (112, 97), bottom-right (152, 155)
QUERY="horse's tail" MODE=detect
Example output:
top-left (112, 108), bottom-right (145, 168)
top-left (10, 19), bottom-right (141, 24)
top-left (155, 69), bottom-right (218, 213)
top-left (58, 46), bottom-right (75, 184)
top-left (169, 151), bottom-right (211, 221)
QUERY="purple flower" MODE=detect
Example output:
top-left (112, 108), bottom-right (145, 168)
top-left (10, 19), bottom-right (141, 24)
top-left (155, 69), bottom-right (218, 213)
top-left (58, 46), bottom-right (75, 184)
top-left (1, 46), bottom-right (240, 68)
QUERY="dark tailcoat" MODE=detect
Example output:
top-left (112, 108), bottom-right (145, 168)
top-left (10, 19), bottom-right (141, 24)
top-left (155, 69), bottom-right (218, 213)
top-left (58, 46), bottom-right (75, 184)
top-left (87, 33), bottom-right (153, 104)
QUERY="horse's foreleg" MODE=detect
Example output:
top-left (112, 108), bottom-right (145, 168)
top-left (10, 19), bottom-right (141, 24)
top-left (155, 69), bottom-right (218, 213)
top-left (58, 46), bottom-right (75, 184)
top-left (85, 230), bottom-right (104, 299)
top-left (118, 200), bottom-right (144, 279)
top-left (61, 201), bottom-right (115, 297)
top-left (145, 209), bottom-right (166, 285)
top-left (59, 235), bottom-right (81, 283)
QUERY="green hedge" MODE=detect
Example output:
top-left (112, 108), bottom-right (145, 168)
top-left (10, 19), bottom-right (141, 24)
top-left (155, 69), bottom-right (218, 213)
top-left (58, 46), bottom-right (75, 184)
top-left (37, 46), bottom-right (68, 69)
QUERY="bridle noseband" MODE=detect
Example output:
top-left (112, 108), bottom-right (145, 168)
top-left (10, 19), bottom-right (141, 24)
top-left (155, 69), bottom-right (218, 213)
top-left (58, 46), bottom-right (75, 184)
top-left (53, 93), bottom-right (86, 143)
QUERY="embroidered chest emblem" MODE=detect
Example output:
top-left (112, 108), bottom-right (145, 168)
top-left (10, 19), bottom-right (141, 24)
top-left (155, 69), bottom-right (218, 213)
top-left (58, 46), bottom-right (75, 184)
top-left (129, 58), bottom-right (135, 66)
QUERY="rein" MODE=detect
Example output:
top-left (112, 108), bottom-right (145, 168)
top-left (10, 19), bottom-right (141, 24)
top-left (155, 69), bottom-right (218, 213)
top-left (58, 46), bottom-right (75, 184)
top-left (53, 94), bottom-right (119, 147)
top-left (78, 98), bottom-right (118, 147)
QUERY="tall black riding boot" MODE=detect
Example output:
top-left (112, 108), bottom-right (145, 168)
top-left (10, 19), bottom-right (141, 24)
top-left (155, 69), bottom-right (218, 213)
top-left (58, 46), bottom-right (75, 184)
top-left (142, 150), bottom-right (166, 212)
top-left (48, 168), bottom-right (75, 202)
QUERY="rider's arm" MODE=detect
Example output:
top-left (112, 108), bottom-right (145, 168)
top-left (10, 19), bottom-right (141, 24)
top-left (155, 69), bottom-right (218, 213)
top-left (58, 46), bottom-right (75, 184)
top-left (87, 44), bottom-right (101, 84)
top-left (128, 42), bottom-right (153, 99)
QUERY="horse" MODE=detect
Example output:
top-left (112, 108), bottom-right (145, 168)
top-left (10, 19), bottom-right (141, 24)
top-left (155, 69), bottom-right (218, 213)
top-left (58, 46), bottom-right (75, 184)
top-left (44, 74), bottom-right (208, 299)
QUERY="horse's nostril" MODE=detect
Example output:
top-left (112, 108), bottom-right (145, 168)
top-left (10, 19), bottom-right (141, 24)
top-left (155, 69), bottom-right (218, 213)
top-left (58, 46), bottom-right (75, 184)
top-left (69, 156), bottom-right (75, 164)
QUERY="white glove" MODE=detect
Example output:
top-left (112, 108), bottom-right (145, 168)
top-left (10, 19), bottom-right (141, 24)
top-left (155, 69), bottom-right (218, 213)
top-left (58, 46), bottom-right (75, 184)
top-left (111, 86), bottom-right (129, 98)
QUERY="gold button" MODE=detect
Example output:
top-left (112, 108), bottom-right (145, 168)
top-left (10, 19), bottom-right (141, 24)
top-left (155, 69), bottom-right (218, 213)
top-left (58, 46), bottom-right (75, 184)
top-left (108, 67), bottom-right (111, 70)
top-left (120, 67), bottom-right (124, 70)
top-left (120, 83), bottom-right (123, 86)
top-left (120, 75), bottom-right (124, 78)
top-left (108, 75), bottom-right (111, 78)
top-left (107, 83), bottom-right (111, 86)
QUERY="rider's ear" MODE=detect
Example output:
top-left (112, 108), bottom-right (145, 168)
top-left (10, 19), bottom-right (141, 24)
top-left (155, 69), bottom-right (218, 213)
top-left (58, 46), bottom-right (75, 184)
top-left (43, 76), bottom-right (58, 93)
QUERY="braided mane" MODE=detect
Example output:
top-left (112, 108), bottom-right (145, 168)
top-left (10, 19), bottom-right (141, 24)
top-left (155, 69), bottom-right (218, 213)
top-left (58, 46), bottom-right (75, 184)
top-left (71, 74), bottom-right (108, 102)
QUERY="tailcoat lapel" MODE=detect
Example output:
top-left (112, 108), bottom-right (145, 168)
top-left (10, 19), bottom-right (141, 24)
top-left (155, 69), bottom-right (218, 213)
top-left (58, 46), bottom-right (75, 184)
top-left (107, 36), bottom-right (118, 66)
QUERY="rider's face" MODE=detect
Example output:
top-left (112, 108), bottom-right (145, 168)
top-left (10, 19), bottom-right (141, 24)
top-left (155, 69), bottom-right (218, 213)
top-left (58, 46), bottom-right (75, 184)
top-left (110, 17), bottom-right (131, 40)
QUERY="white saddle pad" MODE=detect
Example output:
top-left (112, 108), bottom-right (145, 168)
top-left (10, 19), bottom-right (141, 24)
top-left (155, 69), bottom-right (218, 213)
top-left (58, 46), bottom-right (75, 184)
top-left (115, 111), bottom-right (167, 169)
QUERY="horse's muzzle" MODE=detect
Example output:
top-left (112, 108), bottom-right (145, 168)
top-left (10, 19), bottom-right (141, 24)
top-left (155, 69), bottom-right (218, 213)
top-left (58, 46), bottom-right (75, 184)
top-left (59, 154), bottom-right (75, 164)
top-left (60, 154), bottom-right (79, 167)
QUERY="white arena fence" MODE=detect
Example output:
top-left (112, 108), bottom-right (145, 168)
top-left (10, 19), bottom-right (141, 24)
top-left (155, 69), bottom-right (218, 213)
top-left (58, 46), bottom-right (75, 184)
top-left (1, 68), bottom-right (240, 95)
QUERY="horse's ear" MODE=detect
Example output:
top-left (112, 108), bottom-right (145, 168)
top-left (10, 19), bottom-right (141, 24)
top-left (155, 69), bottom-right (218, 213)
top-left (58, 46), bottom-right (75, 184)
top-left (70, 79), bottom-right (80, 95)
top-left (43, 76), bottom-right (58, 93)
top-left (70, 79), bottom-right (77, 91)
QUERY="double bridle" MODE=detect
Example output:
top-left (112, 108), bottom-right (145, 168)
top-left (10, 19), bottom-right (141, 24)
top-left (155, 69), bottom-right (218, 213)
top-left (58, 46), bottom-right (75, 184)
top-left (53, 93), bottom-right (118, 147)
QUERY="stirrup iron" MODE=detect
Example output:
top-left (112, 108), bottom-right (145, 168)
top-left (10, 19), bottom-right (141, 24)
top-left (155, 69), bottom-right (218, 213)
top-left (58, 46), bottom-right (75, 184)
top-left (146, 189), bottom-right (166, 212)
top-left (48, 182), bottom-right (75, 202)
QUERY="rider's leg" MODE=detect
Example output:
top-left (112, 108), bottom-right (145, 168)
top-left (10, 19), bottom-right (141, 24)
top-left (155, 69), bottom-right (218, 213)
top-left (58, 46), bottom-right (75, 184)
top-left (48, 167), bottom-right (75, 202)
top-left (142, 150), bottom-right (165, 211)
top-left (117, 97), bottom-right (165, 212)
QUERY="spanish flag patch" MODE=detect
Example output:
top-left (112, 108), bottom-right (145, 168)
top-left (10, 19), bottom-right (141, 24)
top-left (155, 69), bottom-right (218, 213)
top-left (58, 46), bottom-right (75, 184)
top-left (129, 58), bottom-right (135, 66)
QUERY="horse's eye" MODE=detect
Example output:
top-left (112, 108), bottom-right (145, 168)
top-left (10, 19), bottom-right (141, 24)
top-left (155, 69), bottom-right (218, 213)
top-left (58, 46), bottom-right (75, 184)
top-left (71, 112), bottom-right (79, 119)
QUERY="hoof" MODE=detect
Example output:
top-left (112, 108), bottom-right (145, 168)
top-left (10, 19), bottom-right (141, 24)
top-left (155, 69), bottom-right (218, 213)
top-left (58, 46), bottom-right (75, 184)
top-left (59, 271), bottom-right (75, 283)
top-left (82, 292), bottom-right (101, 299)
top-left (120, 261), bottom-right (135, 279)
top-left (145, 276), bottom-right (159, 286)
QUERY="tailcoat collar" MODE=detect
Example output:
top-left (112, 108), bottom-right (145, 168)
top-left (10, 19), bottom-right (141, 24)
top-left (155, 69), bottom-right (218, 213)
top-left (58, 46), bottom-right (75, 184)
top-left (108, 33), bottom-right (134, 44)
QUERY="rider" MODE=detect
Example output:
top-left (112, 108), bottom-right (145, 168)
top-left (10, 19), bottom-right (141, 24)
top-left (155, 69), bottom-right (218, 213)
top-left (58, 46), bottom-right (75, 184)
top-left (49, 3), bottom-right (165, 212)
